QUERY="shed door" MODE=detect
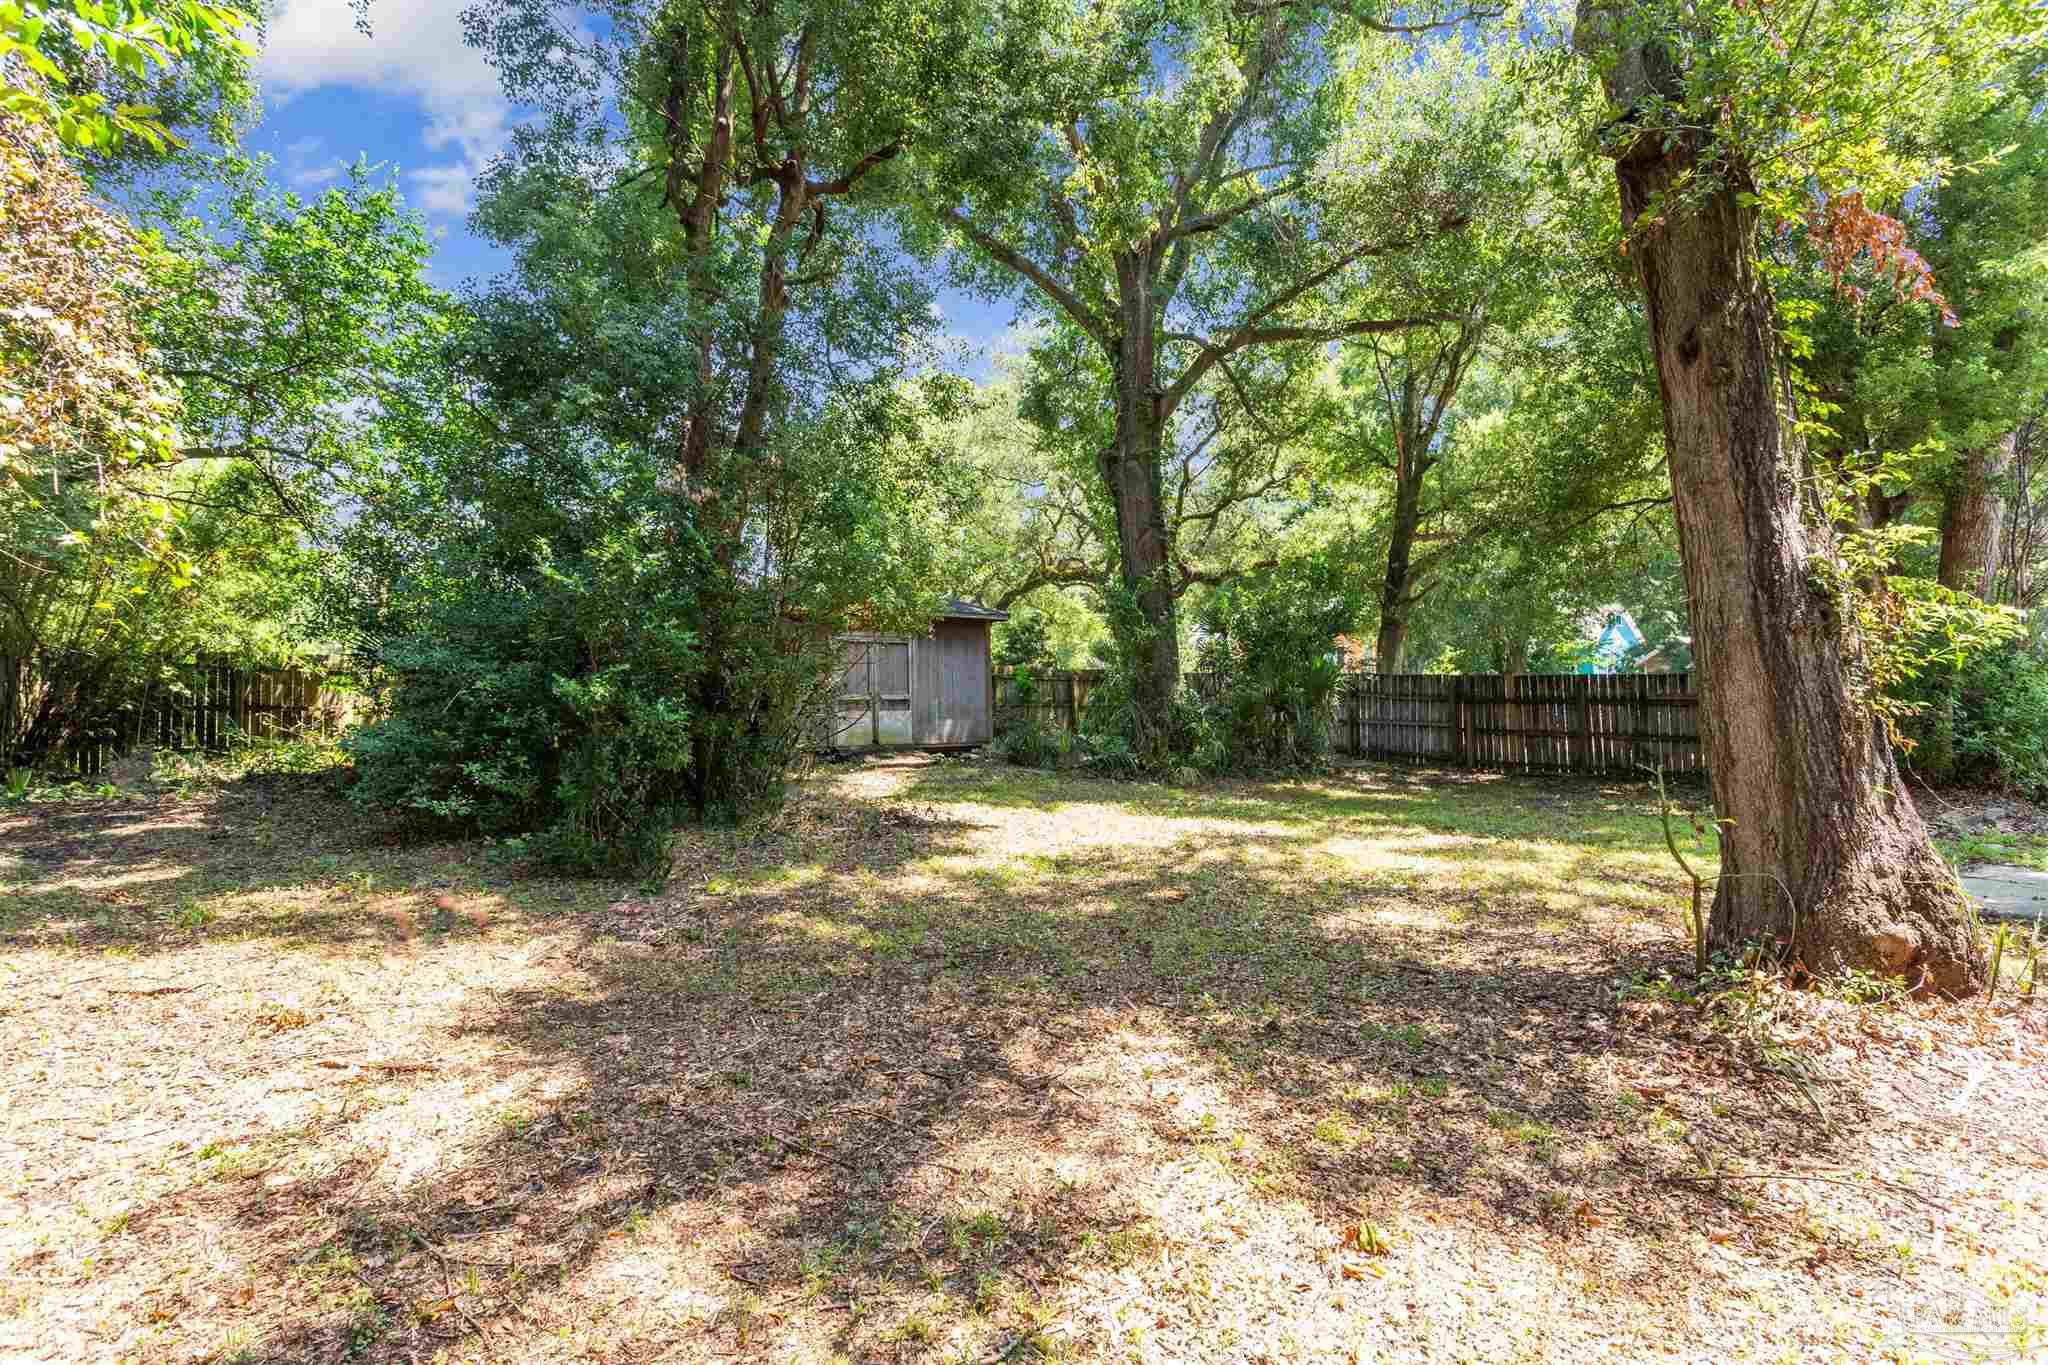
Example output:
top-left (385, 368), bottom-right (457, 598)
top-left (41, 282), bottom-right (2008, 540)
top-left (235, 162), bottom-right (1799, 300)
top-left (874, 640), bottom-right (913, 744)
top-left (925, 622), bottom-right (990, 744)
top-left (833, 640), bottom-right (875, 747)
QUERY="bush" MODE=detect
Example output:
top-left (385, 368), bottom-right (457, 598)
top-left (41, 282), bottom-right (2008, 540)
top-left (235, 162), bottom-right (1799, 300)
top-left (1069, 559), bottom-right (1360, 778)
top-left (994, 610), bottom-right (1055, 672)
top-left (329, 373), bottom-right (940, 875)
top-left (1894, 643), bottom-right (2048, 796)
top-left (342, 526), bottom-right (706, 874)
top-left (997, 718), bottom-right (1065, 770)
top-left (1076, 645), bottom-right (1212, 776)
top-left (1193, 558), bottom-right (1364, 773)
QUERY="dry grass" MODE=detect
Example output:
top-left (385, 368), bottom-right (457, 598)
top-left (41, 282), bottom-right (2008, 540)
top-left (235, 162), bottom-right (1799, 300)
top-left (0, 753), bottom-right (2043, 1364)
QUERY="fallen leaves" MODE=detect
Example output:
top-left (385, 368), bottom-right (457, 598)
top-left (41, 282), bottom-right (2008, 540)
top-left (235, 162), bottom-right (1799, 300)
top-left (4, 760), bottom-right (2046, 1365)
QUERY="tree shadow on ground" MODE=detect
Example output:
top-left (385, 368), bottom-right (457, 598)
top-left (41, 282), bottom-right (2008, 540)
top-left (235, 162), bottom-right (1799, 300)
top-left (91, 766), bottom-right (1948, 1364)
top-left (0, 763), bottom-right (998, 978)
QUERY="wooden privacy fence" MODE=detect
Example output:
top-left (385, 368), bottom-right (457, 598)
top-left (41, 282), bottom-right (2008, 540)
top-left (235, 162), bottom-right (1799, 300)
top-left (1338, 672), bottom-right (1702, 776)
top-left (994, 668), bottom-right (1104, 737)
top-left (994, 668), bottom-right (1226, 734)
top-left (2, 655), bottom-right (359, 776)
top-left (995, 667), bottom-right (1703, 776)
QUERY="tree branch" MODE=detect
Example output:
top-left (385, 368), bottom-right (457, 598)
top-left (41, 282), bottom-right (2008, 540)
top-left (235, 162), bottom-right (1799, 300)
top-left (811, 142), bottom-right (902, 197)
top-left (1159, 210), bottom-right (1468, 416)
top-left (994, 560), bottom-right (1104, 609)
top-left (940, 207), bottom-right (1110, 348)
top-left (1167, 312), bottom-right (1454, 418)
top-left (1160, 177), bottom-right (1302, 246)
top-left (1174, 555), bottom-right (1278, 596)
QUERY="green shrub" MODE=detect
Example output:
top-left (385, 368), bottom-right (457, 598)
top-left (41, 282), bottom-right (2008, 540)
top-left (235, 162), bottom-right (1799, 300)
top-left (1895, 643), bottom-right (2048, 796)
top-left (1193, 558), bottom-right (1364, 774)
top-left (1076, 646), bottom-right (1212, 776)
top-left (1069, 558), bottom-right (1359, 778)
top-left (997, 719), bottom-right (1065, 770)
top-left (994, 610), bottom-right (1055, 672)
top-left (342, 526), bottom-right (706, 874)
top-left (330, 386), bottom-right (939, 874)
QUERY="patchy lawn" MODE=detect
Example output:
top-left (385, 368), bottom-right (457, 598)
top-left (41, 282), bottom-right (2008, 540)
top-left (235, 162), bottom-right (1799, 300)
top-left (1921, 789), bottom-right (2048, 875)
top-left (1, 754), bottom-right (2043, 1365)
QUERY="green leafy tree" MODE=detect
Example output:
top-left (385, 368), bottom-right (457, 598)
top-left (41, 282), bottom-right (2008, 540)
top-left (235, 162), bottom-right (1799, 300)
top-left (333, 0), bottom-right (971, 864)
top-left (0, 108), bottom-right (182, 761)
top-left (926, 355), bottom-right (1109, 616)
top-left (2, 121), bottom-right (447, 765)
top-left (908, 2), bottom-right (1498, 764)
top-left (1780, 68), bottom-right (2048, 600)
top-left (1569, 0), bottom-right (2046, 991)
top-left (142, 161), bottom-right (451, 540)
top-left (0, 0), bottom-right (254, 158)
top-left (0, 109), bottom-right (179, 518)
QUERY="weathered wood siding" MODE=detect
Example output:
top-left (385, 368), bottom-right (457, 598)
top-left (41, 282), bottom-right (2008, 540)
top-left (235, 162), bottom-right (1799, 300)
top-left (919, 620), bottom-right (991, 745)
top-left (832, 620), bottom-right (995, 749)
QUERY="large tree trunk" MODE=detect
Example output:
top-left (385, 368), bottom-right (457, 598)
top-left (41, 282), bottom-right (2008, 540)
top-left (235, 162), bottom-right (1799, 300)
top-left (1374, 613), bottom-right (1408, 675)
top-left (1938, 437), bottom-right (2009, 599)
top-left (1377, 395), bottom-right (1427, 674)
top-left (1604, 134), bottom-right (1981, 993)
top-left (1107, 293), bottom-right (1181, 759)
top-left (665, 38), bottom-right (736, 496)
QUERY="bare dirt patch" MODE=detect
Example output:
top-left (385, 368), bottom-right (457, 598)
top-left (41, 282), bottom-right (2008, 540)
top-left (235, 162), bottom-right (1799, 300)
top-left (1, 757), bottom-right (2042, 1363)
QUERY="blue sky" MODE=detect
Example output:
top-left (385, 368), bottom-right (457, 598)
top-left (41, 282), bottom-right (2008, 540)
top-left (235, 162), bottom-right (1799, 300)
top-left (251, 0), bottom-right (1020, 363)
top-left (254, 0), bottom-right (515, 287)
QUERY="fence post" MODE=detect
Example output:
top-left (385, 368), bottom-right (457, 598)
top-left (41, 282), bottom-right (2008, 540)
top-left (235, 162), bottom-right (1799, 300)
top-left (1573, 679), bottom-right (1592, 774)
top-left (1453, 675), bottom-right (1469, 767)
top-left (1507, 671), bottom-right (1523, 769)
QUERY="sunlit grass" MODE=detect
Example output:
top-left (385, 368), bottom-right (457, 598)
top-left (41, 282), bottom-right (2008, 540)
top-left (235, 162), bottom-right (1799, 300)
top-left (1937, 830), bottom-right (2048, 871)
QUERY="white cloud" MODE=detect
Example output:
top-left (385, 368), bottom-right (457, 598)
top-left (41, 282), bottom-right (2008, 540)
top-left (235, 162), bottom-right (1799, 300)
top-left (292, 163), bottom-right (343, 189)
top-left (408, 163), bottom-right (479, 217)
top-left (279, 135), bottom-right (342, 189)
top-left (259, 0), bottom-right (500, 111)
top-left (259, 0), bottom-right (507, 215)
top-left (422, 103), bottom-right (511, 165)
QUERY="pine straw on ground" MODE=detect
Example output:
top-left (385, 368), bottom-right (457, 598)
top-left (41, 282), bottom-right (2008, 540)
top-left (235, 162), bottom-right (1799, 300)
top-left (0, 755), bottom-right (2043, 1365)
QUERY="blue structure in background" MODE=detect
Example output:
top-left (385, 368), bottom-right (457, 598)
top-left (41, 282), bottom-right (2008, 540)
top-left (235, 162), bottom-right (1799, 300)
top-left (1577, 610), bottom-right (1647, 674)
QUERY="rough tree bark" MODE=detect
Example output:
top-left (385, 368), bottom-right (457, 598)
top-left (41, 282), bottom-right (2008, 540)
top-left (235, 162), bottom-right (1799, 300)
top-left (1108, 309), bottom-right (1182, 725)
top-left (1376, 460), bottom-right (1422, 674)
top-left (1374, 608), bottom-right (1409, 675)
top-left (1362, 316), bottom-right (1483, 677)
top-left (1938, 436), bottom-right (2010, 599)
top-left (1579, 15), bottom-right (1983, 993)
top-left (1500, 635), bottom-right (1529, 677)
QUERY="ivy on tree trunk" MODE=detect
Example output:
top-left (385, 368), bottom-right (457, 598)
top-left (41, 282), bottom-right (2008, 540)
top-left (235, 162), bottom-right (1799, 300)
top-left (1581, 12), bottom-right (1984, 994)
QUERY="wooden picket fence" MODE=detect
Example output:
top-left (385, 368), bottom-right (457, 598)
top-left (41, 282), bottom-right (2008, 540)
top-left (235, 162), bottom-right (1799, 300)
top-left (996, 667), bottom-right (1703, 776)
top-left (1, 654), bottom-right (359, 776)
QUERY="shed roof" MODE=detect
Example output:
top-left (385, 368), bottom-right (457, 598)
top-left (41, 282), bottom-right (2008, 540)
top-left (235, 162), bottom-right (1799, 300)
top-left (935, 598), bottom-right (1009, 623)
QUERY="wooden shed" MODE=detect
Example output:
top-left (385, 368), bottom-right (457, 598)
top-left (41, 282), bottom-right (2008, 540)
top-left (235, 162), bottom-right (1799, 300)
top-left (831, 600), bottom-right (1008, 750)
